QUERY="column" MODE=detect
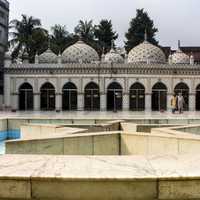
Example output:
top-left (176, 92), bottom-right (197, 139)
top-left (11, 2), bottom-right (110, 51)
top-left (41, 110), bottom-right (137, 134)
top-left (100, 93), bottom-right (106, 111)
top-left (145, 93), bottom-right (151, 111)
top-left (11, 94), bottom-right (18, 111)
top-left (167, 93), bottom-right (172, 111)
top-left (189, 93), bottom-right (195, 111)
top-left (56, 93), bottom-right (62, 111)
top-left (123, 93), bottom-right (129, 111)
top-left (78, 93), bottom-right (84, 111)
top-left (34, 93), bottom-right (40, 111)
top-left (4, 75), bottom-right (10, 108)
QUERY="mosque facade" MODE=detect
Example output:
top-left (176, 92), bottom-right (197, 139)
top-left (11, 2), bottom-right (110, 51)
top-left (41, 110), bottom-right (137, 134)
top-left (3, 34), bottom-right (200, 112)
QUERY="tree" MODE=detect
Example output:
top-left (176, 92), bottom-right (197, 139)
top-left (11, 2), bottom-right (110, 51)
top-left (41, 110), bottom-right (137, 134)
top-left (50, 24), bottom-right (74, 54)
top-left (74, 20), bottom-right (94, 41)
top-left (94, 19), bottom-right (118, 53)
top-left (125, 9), bottom-right (158, 52)
top-left (9, 14), bottom-right (47, 61)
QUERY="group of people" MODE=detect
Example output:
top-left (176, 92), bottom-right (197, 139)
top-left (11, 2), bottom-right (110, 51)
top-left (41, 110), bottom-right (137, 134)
top-left (171, 93), bottom-right (185, 114)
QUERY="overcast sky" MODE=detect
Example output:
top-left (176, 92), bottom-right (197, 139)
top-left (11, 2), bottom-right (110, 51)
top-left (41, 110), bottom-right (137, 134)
top-left (9, 0), bottom-right (200, 49)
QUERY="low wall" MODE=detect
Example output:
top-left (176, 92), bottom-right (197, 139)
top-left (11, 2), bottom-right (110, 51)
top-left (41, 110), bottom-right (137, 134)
top-left (122, 132), bottom-right (200, 155)
top-left (0, 154), bottom-right (200, 200)
top-left (7, 129), bottom-right (200, 155)
top-left (21, 124), bottom-right (86, 140)
top-left (0, 119), bottom-right (8, 140)
top-left (6, 132), bottom-right (120, 155)
top-left (121, 122), bottom-right (180, 133)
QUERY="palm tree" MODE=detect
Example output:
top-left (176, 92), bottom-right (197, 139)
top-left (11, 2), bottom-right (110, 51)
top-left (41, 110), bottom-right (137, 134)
top-left (50, 24), bottom-right (74, 54)
top-left (74, 20), bottom-right (94, 41)
top-left (9, 14), bottom-right (47, 60)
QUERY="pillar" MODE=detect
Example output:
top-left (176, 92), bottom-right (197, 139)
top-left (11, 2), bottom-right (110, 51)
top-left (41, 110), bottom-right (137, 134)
top-left (34, 93), bottom-right (40, 111)
top-left (56, 93), bottom-right (62, 111)
top-left (145, 94), bottom-right (151, 111)
top-left (123, 94), bottom-right (129, 111)
top-left (100, 93), bottom-right (106, 111)
top-left (167, 93), bottom-right (172, 111)
top-left (189, 93), bottom-right (195, 111)
top-left (12, 94), bottom-right (18, 110)
top-left (4, 75), bottom-right (10, 108)
top-left (78, 93), bottom-right (84, 111)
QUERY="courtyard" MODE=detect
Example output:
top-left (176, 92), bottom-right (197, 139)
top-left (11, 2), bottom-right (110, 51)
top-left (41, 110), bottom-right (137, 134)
top-left (0, 112), bottom-right (200, 199)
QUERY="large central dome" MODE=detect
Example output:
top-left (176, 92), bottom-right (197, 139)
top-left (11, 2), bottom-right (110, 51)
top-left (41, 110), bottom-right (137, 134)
top-left (62, 40), bottom-right (99, 63)
top-left (128, 41), bottom-right (166, 63)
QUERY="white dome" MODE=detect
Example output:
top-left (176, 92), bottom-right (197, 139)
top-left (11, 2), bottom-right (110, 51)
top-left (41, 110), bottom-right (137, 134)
top-left (172, 49), bottom-right (190, 64)
top-left (128, 41), bottom-right (166, 63)
top-left (62, 40), bottom-right (99, 63)
top-left (104, 48), bottom-right (124, 63)
top-left (38, 48), bottom-right (58, 64)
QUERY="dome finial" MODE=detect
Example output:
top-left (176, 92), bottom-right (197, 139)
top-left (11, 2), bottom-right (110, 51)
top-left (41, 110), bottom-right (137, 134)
top-left (144, 29), bottom-right (147, 41)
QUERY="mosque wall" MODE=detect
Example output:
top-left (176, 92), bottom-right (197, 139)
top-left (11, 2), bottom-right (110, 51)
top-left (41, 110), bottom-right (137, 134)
top-left (3, 73), bottom-right (199, 111)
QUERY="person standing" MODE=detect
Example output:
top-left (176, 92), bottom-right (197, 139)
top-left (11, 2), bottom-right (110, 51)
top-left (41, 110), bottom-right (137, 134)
top-left (171, 94), bottom-right (177, 114)
top-left (177, 93), bottom-right (185, 114)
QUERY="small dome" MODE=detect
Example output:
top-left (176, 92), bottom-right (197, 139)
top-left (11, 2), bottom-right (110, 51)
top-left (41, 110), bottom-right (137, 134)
top-left (172, 49), bottom-right (190, 64)
top-left (38, 48), bottom-right (58, 64)
top-left (104, 48), bottom-right (124, 63)
top-left (128, 41), bottom-right (166, 63)
top-left (62, 40), bottom-right (99, 63)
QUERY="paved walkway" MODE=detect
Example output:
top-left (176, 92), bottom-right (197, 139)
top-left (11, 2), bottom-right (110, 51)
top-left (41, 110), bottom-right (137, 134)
top-left (0, 111), bottom-right (200, 119)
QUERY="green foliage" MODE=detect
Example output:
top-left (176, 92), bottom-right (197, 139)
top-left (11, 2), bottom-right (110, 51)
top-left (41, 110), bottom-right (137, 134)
top-left (125, 9), bottom-right (158, 53)
top-left (9, 14), bottom-right (48, 62)
top-left (74, 20), bottom-right (95, 41)
top-left (50, 24), bottom-right (74, 54)
top-left (94, 19), bottom-right (118, 53)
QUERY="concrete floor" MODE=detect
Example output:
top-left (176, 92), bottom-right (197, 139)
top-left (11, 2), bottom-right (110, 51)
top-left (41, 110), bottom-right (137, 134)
top-left (0, 111), bottom-right (200, 119)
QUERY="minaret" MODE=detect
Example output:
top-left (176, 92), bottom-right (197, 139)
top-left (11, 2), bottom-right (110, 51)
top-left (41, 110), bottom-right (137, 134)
top-left (35, 52), bottom-right (39, 64)
top-left (4, 50), bottom-right (12, 67)
top-left (57, 51), bottom-right (62, 64)
top-left (22, 48), bottom-right (29, 64)
top-left (190, 52), bottom-right (194, 65)
top-left (101, 47), bottom-right (105, 62)
top-left (168, 53), bottom-right (173, 65)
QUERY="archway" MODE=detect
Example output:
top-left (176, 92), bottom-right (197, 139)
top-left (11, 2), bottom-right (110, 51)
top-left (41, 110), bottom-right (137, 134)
top-left (152, 82), bottom-right (167, 111)
top-left (174, 82), bottom-right (189, 111)
top-left (129, 82), bottom-right (145, 111)
top-left (40, 82), bottom-right (55, 110)
top-left (107, 82), bottom-right (123, 111)
top-left (19, 83), bottom-right (33, 111)
top-left (62, 82), bottom-right (77, 110)
top-left (84, 82), bottom-right (100, 111)
top-left (196, 84), bottom-right (200, 111)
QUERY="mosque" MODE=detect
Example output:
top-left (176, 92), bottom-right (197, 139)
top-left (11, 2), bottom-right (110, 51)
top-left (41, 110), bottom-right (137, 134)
top-left (3, 32), bottom-right (200, 112)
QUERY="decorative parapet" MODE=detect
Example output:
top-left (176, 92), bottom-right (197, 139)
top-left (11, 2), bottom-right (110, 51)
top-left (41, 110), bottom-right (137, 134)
top-left (4, 63), bottom-right (200, 76)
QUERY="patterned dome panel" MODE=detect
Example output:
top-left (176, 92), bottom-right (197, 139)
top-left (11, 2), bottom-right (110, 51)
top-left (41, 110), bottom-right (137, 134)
top-left (62, 40), bottom-right (99, 63)
top-left (104, 49), bottom-right (124, 63)
top-left (128, 41), bottom-right (166, 63)
top-left (38, 49), bottom-right (58, 64)
top-left (172, 49), bottom-right (190, 64)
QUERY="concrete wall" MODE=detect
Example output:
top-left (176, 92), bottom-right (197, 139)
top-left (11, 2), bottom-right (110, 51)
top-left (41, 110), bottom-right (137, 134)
top-left (7, 130), bottom-right (200, 156)
top-left (121, 133), bottom-right (200, 155)
top-left (6, 132), bottom-right (120, 155)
